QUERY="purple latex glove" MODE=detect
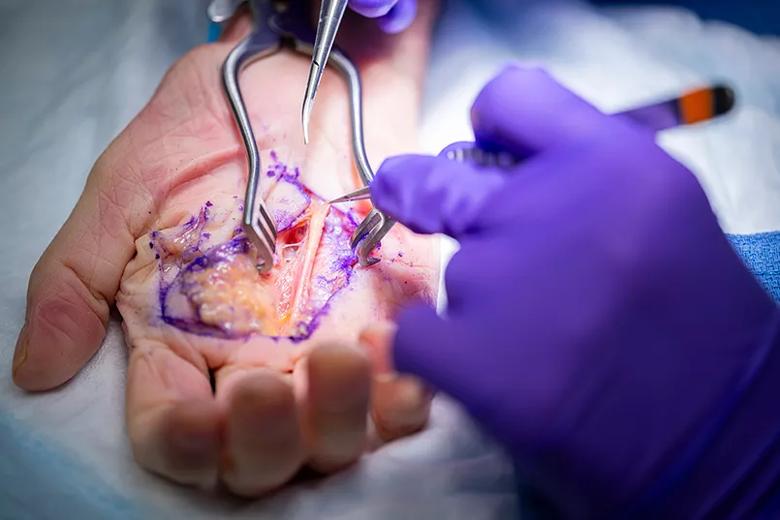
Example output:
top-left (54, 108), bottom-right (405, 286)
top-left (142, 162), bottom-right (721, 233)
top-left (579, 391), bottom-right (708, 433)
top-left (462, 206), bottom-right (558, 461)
top-left (348, 0), bottom-right (416, 33)
top-left (371, 66), bottom-right (780, 517)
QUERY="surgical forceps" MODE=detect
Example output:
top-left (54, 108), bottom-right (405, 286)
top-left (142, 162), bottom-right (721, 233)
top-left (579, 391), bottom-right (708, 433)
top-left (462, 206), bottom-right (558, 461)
top-left (302, 0), bottom-right (349, 145)
top-left (330, 83), bottom-right (738, 217)
top-left (208, 0), bottom-right (390, 270)
top-left (330, 143), bottom-right (511, 255)
top-left (328, 142), bottom-right (518, 204)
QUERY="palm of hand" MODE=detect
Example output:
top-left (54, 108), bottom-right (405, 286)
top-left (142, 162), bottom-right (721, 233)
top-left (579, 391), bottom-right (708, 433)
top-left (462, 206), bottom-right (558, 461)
top-left (14, 14), bottom-right (438, 496)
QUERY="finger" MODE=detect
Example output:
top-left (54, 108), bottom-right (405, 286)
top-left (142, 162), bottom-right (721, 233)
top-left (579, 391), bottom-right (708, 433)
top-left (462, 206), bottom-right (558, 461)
top-left (126, 344), bottom-right (220, 488)
top-left (13, 157), bottom-right (142, 391)
top-left (348, 0), bottom-right (399, 18)
top-left (371, 154), bottom-right (505, 238)
top-left (391, 303), bottom-right (475, 402)
top-left (375, 0), bottom-right (417, 34)
top-left (471, 66), bottom-right (610, 159)
top-left (359, 323), bottom-right (431, 442)
top-left (216, 367), bottom-right (305, 497)
top-left (300, 343), bottom-right (370, 473)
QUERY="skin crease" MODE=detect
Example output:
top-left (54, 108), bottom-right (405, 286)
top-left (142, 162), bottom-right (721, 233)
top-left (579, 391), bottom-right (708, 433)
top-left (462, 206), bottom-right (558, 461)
top-left (12, 3), bottom-right (440, 496)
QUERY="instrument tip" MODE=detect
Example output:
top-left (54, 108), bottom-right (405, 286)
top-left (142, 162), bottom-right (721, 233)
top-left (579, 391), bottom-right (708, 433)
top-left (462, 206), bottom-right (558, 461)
top-left (302, 104), bottom-right (311, 145)
top-left (359, 256), bottom-right (381, 267)
top-left (302, 62), bottom-right (321, 145)
top-left (327, 186), bottom-right (372, 205)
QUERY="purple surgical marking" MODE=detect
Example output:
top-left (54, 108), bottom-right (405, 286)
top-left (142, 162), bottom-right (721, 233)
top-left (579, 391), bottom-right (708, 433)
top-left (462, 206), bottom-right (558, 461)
top-left (154, 159), bottom-right (359, 342)
top-left (345, 210), bottom-right (361, 227)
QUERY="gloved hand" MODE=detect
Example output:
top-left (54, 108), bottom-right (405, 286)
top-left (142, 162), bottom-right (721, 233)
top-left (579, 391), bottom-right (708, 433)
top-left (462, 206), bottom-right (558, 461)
top-left (349, 0), bottom-right (416, 33)
top-left (370, 66), bottom-right (780, 517)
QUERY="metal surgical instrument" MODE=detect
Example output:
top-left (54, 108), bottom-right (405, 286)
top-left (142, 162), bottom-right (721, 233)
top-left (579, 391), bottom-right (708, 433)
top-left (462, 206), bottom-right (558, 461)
top-left (329, 185), bottom-right (372, 205)
top-left (303, 0), bottom-right (349, 145)
top-left (328, 142), bottom-right (513, 205)
top-left (209, 0), bottom-right (387, 270)
top-left (329, 83), bottom-right (737, 256)
top-left (332, 143), bottom-right (513, 264)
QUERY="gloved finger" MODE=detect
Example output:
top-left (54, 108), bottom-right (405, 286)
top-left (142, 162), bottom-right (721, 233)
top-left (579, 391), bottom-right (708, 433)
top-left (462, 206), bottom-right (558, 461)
top-left (471, 66), bottom-right (610, 159)
top-left (298, 342), bottom-right (370, 473)
top-left (390, 303), bottom-right (474, 402)
top-left (359, 323), bottom-right (431, 442)
top-left (371, 154), bottom-right (505, 238)
top-left (126, 344), bottom-right (220, 488)
top-left (349, 0), bottom-right (398, 18)
top-left (376, 0), bottom-right (417, 34)
top-left (13, 157), bottom-right (142, 391)
top-left (349, 0), bottom-right (416, 33)
top-left (216, 366), bottom-right (305, 497)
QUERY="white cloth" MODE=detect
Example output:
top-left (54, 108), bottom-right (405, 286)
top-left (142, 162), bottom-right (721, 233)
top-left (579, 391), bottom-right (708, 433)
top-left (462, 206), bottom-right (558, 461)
top-left (1, 0), bottom-right (778, 518)
top-left (421, 0), bottom-right (780, 234)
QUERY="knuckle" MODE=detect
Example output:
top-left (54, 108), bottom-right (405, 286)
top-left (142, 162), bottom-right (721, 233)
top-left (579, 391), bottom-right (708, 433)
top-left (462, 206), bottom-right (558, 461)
top-left (472, 65), bottom-right (535, 117)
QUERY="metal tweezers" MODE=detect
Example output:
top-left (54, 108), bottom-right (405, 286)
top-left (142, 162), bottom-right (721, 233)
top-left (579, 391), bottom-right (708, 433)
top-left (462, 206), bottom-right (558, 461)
top-left (208, 0), bottom-right (391, 270)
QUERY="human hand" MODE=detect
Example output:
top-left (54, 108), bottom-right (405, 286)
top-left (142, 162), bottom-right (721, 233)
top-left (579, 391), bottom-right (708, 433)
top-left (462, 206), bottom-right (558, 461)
top-left (349, 0), bottom-right (417, 33)
top-left (371, 66), bottom-right (780, 516)
top-left (12, 7), bottom-right (438, 496)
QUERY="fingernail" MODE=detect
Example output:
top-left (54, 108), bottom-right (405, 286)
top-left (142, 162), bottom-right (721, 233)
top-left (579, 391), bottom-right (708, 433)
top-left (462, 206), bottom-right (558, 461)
top-left (12, 324), bottom-right (30, 376)
top-left (375, 372), bottom-right (430, 403)
top-left (372, 373), bottom-right (432, 442)
top-left (358, 321), bottom-right (397, 374)
top-left (374, 372), bottom-right (397, 384)
top-left (393, 375), bottom-right (432, 408)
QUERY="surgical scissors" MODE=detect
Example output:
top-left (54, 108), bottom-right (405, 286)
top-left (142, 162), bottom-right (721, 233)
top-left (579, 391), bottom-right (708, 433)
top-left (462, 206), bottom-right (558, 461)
top-left (209, 0), bottom-right (389, 270)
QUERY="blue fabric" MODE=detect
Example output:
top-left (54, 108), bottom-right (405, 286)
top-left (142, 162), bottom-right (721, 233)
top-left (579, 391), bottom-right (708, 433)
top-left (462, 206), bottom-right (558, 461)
top-left (591, 0), bottom-right (780, 35)
top-left (207, 21), bottom-right (222, 42)
top-left (727, 232), bottom-right (780, 303)
top-left (0, 413), bottom-right (148, 520)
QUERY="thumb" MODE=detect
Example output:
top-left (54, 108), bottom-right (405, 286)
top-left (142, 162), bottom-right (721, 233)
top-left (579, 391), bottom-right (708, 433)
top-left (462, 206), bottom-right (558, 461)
top-left (371, 154), bottom-right (504, 238)
top-left (13, 153), bottom-right (140, 391)
top-left (471, 66), bottom-right (610, 159)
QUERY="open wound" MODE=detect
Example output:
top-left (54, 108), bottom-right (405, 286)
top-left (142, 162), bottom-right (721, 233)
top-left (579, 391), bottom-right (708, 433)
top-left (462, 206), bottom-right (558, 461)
top-left (150, 155), bottom-right (359, 341)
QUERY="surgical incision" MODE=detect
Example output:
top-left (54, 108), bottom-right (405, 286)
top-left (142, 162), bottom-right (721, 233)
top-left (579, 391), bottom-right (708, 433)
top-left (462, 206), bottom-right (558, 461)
top-left (150, 155), bottom-right (360, 341)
